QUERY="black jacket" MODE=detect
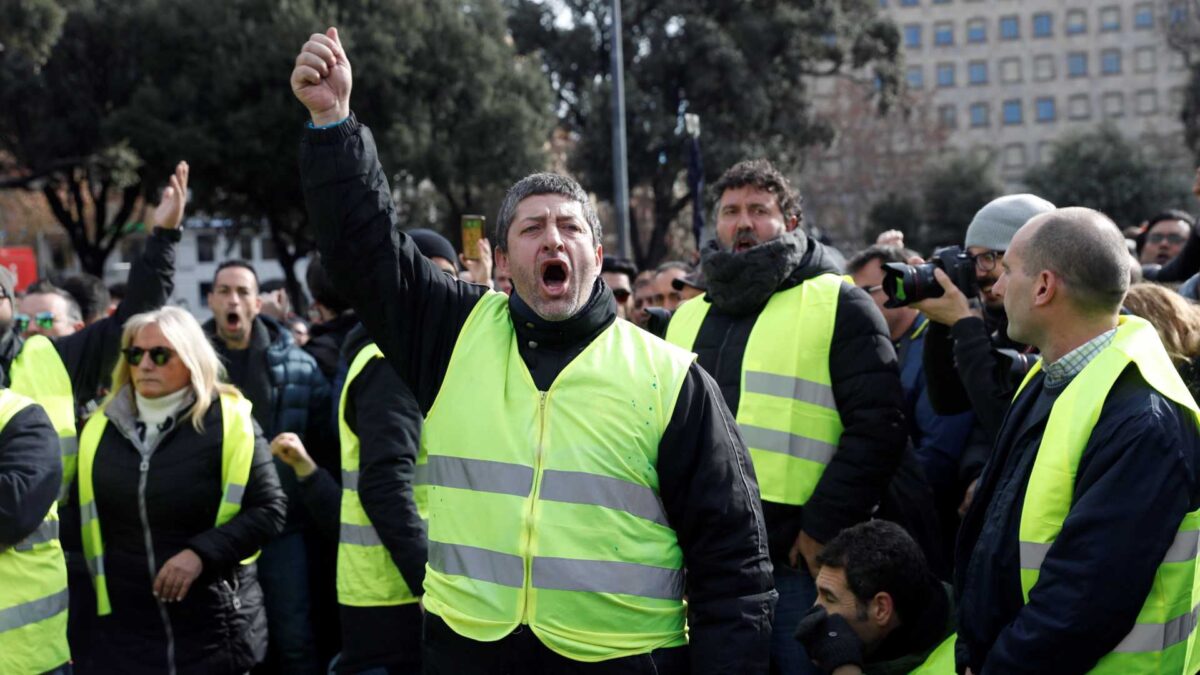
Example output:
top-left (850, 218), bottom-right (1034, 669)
top-left (0, 401), bottom-right (60, 549)
top-left (955, 366), bottom-right (1200, 674)
top-left (303, 311), bottom-right (360, 381)
top-left (679, 236), bottom-right (907, 556)
top-left (300, 115), bottom-right (776, 674)
top-left (84, 387), bottom-right (287, 675)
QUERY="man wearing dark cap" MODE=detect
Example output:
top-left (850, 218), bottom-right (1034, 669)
top-left (670, 269), bottom-right (705, 304)
top-left (408, 228), bottom-right (460, 275)
top-left (601, 256), bottom-right (637, 320)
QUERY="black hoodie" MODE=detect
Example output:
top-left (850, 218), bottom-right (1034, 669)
top-left (300, 114), bottom-right (776, 674)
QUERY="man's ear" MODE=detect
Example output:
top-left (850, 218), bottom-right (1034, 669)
top-left (495, 246), bottom-right (511, 277)
top-left (595, 243), bottom-right (604, 268)
top-left (870, 591), bottom-right (895, 628)
top-left (1033, 270), bottom-right (1057, 308)
top-left (786, 215), bottom-right (800, 233)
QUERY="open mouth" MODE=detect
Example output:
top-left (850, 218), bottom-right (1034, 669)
top-left (540, 259), bottom-right (569, 296)
top-left (226, 312), bottom-right (242, 331)
top-left (733, 235), bottom-right (758, 253)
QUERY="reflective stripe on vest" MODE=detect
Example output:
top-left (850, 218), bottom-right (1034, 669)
top-left (78, 391), bottom-right (258, 616)
top-left (1014, 316), bottom-right (1200, 674)
top-left (417, 292), bottom-right (693, 661)
top-left (908, 633), bottom-right (956, 674)
top-left (665, 273), bottom-right (844, 506)
top-left (10, 335), bottom-right (78, 503)
top-left (337, 342), bottom-right (418, 607)
top-left (0, 389), bottom-right (70, 675)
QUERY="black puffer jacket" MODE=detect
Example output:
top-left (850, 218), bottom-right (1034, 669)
top-left (680, 234), bottom-right (907, 559)
top-left (83, 387), bottom-right (286, 675)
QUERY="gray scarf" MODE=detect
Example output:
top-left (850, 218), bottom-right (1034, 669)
top-left (700, 231), bottom-right (809, 315)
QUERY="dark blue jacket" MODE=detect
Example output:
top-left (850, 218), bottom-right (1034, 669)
top-left (955, 365), bottom-right (1200, 674)
top-left (896, 316), bottom-right (975, 497)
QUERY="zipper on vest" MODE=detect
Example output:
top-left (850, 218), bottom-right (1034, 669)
top-left (138, 454), bottom-right (177, 675)
top-left (520, 391), bottom-right (549, 625)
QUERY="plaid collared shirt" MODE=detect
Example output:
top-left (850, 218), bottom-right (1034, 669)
top-left (1043, 328), bottom-right (1117, 387)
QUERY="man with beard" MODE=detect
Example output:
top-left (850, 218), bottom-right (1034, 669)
top-left (293, 27), bottom-right (774, 674)
top-left (205, 260), bottom-right (332, 675)
top-left (912, 195), bottom-right (1055, 488)
top-left (664, 159), bottom-right (906, 675)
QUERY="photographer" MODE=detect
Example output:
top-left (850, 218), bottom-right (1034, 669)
top-left (909, 195), bottom-right (1054, 448)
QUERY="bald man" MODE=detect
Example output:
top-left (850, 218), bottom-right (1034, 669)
top-left (955, 208), bottom-right (1200, 674)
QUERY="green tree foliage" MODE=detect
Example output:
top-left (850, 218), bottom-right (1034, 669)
top-left (1023, 124), bottom-right (1190, 228)
top-left (866, 192), bottom-right (921, 245)
top-left (0, 0), bottom-right (67, 67)
top-left (920, 152), bottom-right (1000, 250)
top-left (1, 0), bottom-right (554, 286)
top-left (506, 0), bottom-right (902, 268)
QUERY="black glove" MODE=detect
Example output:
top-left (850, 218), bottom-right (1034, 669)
top-left (794, 604), bottom-right (865, 674)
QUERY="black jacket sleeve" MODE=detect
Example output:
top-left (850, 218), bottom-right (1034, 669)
top-left (53, 227), bottom-right (179, 406)
top-left (297, 467), bottom-right (342, 542)
top-left (923, 321), bottom-right (972, 416)
top-left (802, 285), bottom-right (906, 544)
top-left (0, 404), bottom-right (60, 548)
top-left (948, 317), bottom-right (1018, 442)
top-left (188, 420), bottom-right (287, 570)
top-left (299, 116), bottom-right (487, 411)
top-left (658, 363), bottom-right (776, 675)
top-left (350, 357), bottom-right (428, 595)
top-left (983, 391), bottom-right (1200, 674)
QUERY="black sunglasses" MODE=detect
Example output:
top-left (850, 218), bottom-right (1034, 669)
top-left (123, 346), bottom-right (175, 367)
top-left (612, 288), bottom-right (632, 301)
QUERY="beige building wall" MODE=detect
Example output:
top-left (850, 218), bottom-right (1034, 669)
top-left (881, 0), bottom-right (1190, 183)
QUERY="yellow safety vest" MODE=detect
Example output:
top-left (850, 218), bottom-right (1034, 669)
top-left (0, 389), bottom-right (70, 675)
top-left (908, 633), bottom-right (956, 674)
top-left (666, 273), bottom-right (845, 506)
top-left (337, 342), bottom-right (418, 607)
top-left (1014, 316), bottom-right (1200, 674)
top-left (416, 292), bottom-right (694, 662)
top-left (78, 391), bottom-right (258, 615)
top-left (10, 335), bottom-right (78, 502)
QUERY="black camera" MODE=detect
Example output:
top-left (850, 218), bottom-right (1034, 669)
top-left (882, 246), bottom-right (978, 308)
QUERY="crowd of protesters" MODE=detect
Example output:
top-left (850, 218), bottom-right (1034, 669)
top-left (4, 23), bottom-right (1200, 675)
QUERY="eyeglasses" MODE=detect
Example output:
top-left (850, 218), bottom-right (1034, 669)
top-left (123, 346), bottom-right (175, 367)
top-left (1148, 233), bottom-right (1186, 245)
top-left (612, 288), bottom-right (631, 301)
top-left (14, 312), bottom-right (55, 333)
top-left (972, 251), bottom-right (1001, 272)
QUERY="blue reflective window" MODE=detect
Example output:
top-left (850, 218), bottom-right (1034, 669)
top-left (1102, 50), bottom-right (1122, 74)
top-left (967, 21), bottom-right (986, 43)
top-left (904, 24), bottom-right (922, 48)
top-left (1067, 53), bottom-right (1088, 77)
top-left (935, 24), bottom-right (954, 45)
top-left (1036, 98), bottom-right (1056, 122)
top-left (907, 67), bottom-right (924, 89)
top-left (1135, 6), bottom-right (1154, 28)
top-left (1003, 100), bottom-right (1023, 125)
top-left (1033, 13), bottom-right (1052, 37)
top-left (901, 0), bottom-right (919, 6)
top-left (968, 62), bottom-right (988, 84)
top-left (937, 63), bottom-right (956, 87)
top-left (1000, 16), bottom-right (1019, 39)
top-left (970, 103), bottom-right (989, 127)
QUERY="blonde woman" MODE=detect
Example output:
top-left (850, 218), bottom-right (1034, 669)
top-left (1123, 283), bottom-right (1200, 400)
top-left (75, 306), bottom-right (286, 675)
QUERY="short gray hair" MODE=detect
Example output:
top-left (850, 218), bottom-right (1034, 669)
top-left (1022, 207), bottom-right (1130, 315)
top-left (494, 173), bottom-right (602, 251)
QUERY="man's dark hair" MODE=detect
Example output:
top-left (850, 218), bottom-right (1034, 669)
top-left (61, 274), bottom-right (110, 323)
top-left (213, 259), bottom-right (260, 290)
top-left (1137, 209), bottom-right (1196, 254)
top-left (108, 281), bottom-right (127, 302)
top-left (259, 278), bottom-right (287, 294)
top-left (846, 246), bottom-right (911, 276)
top-left (816, 520), bottom-right (936, 624)
top-left (1022, 208), bottom-right (1130, 316)
top-left (711, 159), bottom-right (803, 224)
top-left (24, 280), bottom-right (83, 324)
top-left (495, 173), bottom-right (602, 251)
top-left (602, 256), bottom-right (638, 281)
top-left (306, 254), bottom-right (351, 314)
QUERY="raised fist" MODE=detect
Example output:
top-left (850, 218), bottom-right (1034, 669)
top-left (291, 27), bottom-right (352, 127)
top-left (151, 161), bottom-right (189, 231)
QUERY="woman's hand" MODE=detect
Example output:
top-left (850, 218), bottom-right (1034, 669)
top-left (151, 161), bottom-right (189, 230)
top-left (153, 548), bottom-right (204, 602)
top-left (271, 432), bottom-right (316, 478)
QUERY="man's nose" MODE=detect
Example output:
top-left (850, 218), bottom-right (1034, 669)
top-left (542, 224), bottom-right (565, 250)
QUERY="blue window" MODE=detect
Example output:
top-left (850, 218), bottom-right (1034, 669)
top-left (1067, 52), bottom-right (1088, 77)
top-left (970, 103), bottom-right (989, 127)
top-left (1003, 100), bottom-right (1023, 125)
top-left (937, 63), bottom-right (956, 87)
top-left (1135, 5), bottom-right (1154, 28)
top-left (935, 23), bottom-right (954, 46)
top-left (1102, 49), bottom-right (1122, 74)
top-left (904, 24), bottom-right (922, 48)
top-left (907, 66), bottom-right (924, 89)
top-left (1036, 97), bottom-right (1056, 122)
top-left (967, 20), bottom-right (986, 43)
top-left (1066, 10), bottom-right (1087, 34)
top-left (1033, 13), bottom-right (1052, 37)
top-left (1000, 16), bottom-right (1019, 39)
top-left (879, 0), bottom-right (887, 6)
top-left (968, 61), bottom-right (988, 84)
top-left (901, 0), bottom-right (918, 6)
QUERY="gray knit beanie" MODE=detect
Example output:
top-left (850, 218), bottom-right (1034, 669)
top-left (964, 194), bottom-right (1056, 252)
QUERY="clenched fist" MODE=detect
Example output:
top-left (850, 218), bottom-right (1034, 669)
top-left (291, 27), bottom-right (352, 127)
